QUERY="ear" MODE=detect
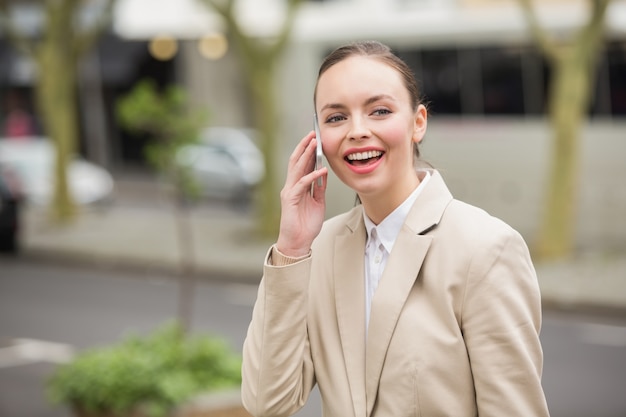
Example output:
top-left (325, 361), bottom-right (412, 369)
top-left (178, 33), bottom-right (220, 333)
top-left (412, 104), bottom-right (428, 144)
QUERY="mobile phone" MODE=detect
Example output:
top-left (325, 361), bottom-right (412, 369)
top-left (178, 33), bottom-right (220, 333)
top-left (314, 113), bottom-right (323, 186)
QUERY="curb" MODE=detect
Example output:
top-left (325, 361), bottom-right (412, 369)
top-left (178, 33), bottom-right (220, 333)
top-left (10, 247), bottom-right (626, 318)
top-left (12, 248), bottom-right (262, 286)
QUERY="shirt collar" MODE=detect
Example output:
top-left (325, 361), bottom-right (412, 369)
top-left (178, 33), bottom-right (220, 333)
top-left (363, 170), bottom-right (431, 253)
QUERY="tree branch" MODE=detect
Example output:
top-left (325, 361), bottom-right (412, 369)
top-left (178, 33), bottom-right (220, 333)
top-left (576, 0), bottom-right (611, 53)
top-left (268, 0), bottom-right (303, 61)
top-left (203, 0), bottom-right (233, 17)
top-left (518, 0), bottom-right (559, 61)
top-left (201, 0), bottom-right (258, 67)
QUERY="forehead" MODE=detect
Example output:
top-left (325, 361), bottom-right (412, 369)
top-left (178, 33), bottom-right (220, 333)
top-left (316, 56), bottom-right (407, 104)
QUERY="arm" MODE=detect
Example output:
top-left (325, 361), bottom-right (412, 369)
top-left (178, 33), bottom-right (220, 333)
top-left (241, 250), bottom-right (316, 417)
top-left (461, 227), bottom-right (550, 416)
top-left (241, 132), bottom-right (327, 416)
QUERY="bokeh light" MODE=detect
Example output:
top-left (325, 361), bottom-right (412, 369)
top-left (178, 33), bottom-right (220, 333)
top-left (198, 32), bottom-right (228, 60)
top-left (149, 35), bottom-right (178, 61)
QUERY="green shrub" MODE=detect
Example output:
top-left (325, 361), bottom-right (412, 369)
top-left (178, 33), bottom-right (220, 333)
top-left (47, 322), bottom-right (242, 417)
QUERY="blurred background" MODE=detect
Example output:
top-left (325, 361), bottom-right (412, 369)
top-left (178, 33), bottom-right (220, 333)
top-left (0, 0), bottom-right (625, 416)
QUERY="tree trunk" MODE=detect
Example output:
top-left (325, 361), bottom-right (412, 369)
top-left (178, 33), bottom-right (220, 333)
top-left (249, 64), bottom-right (281, 237)
top-left (201, 0), bottom-right (303, 240)
top-left (35, 30), bottom-right (79, 223)
top-left (535, 33), bottom-right (603, 259)
top-left (517, 0), bottom-right (610, 259)
top-left (174, 197), bottom-right (196, 334)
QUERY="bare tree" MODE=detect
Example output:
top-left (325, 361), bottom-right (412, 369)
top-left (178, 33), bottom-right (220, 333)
top-left (0, 0), bottom-right (116, 223)
top-left (117, 79), bottom-right (209, 334)
top-left (201, 0), bottom-right (303, 237)
top-left (518, 0), bottom-right (611, 259)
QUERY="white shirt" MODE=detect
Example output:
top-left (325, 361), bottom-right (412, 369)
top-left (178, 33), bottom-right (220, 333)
top-left (363, 171), bottom-right (431, 334)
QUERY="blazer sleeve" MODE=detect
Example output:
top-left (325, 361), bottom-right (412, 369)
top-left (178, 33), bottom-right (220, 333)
top-left (460, 226), bottom-right (550, 417)
top-left (241, 248), bottom-right (316, 417)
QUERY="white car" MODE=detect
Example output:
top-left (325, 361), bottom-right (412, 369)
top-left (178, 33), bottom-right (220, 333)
top-left (176, 127), bottom-right (265, 203)
top-left (0, 137), bottom-right (114, 207)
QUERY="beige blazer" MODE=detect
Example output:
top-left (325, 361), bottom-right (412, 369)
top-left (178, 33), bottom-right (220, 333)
top-left (242, 170), bottom-right (550, 417)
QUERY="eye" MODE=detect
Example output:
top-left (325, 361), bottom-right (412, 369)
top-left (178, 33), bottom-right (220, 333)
top-left (326, 114), bottom-right (346, 123)
top-left (372, 108), bottom-right (391, 116)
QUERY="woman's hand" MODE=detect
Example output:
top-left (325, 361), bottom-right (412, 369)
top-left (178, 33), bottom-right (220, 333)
top-left (276, 131), bottom-right (328, 257)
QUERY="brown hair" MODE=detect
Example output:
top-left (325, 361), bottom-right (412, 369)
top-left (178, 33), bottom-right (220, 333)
top-left (314, 40), bottom-right (425, 162)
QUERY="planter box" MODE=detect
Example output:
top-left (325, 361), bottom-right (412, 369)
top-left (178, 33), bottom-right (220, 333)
top-left (176, 389), bottom-right (251, 417)
top-left (73, 389), bottom-right (250, 417)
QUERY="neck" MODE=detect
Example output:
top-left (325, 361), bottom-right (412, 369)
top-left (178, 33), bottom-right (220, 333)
top-left (360, 175), bottom-right (420, 225)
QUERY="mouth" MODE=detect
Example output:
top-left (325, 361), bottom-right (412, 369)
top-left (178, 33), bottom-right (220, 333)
top-left (345, 150), bottom-right (384, 166)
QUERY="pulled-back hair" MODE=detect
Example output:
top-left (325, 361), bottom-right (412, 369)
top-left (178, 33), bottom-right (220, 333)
top-left (314, 40), bottom-right (422, 111)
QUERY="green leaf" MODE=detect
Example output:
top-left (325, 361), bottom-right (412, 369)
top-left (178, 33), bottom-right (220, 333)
top-left (47, 321), bottom-right (241, 416)
top-left (115, 79), bottom-right (210, 201)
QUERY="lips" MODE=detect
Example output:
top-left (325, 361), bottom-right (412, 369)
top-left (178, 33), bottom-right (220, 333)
top-left (345, 150), bottom-right (384, 166)
top-left (343, 149), bottom-right (385, 175)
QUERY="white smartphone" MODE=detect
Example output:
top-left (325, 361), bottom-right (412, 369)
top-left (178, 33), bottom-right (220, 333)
top-left (314, 113), bottom-right (323, 186)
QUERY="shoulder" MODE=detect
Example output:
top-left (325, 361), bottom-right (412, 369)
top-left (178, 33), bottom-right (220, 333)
top-left (442, 199), bottom-right (520, 242)
top-left (437, 199), bottom-right (530, 268)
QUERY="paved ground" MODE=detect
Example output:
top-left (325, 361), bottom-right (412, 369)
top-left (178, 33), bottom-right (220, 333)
top-left (11, 170), bottom-right (626, 316)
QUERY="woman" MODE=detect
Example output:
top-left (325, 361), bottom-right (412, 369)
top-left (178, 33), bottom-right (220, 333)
top-left (241, 40), bottom-right (550, 417)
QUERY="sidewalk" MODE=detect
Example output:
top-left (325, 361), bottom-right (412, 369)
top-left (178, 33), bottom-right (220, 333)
top-left (15, 174), bottom-right (626, 316)
top-left (20, 198), bottom-right (272, 283)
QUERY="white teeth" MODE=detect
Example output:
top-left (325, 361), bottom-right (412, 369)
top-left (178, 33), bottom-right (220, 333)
top-left (346, 150), bottom-right (383, 161)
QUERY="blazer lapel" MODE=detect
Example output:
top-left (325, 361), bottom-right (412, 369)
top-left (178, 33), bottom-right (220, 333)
top-left (364, 170), bottom-right (453, 416)
top-left (335, 209), bottom-right (367, 417)
top-left (365, 231), bottom-right (432, 415)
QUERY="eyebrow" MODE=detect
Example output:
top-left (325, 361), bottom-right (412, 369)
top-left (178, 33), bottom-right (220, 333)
top-left (320, 94), bottom-right (396, 113)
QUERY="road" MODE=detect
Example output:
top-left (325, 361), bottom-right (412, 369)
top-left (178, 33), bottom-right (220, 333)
top-left (1, 258), bottom-right (626, 417)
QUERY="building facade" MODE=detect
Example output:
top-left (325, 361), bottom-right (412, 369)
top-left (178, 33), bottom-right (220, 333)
top-left (123, 0), bottom-right (626, 246)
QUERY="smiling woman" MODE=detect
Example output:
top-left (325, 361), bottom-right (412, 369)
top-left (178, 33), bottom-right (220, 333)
top-left (241, 40), bottom-right (550, 417)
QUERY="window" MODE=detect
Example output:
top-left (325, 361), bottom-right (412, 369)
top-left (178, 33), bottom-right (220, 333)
top-left (419, 48), bottom-right (462, 115)
top-left (397, 42), bottom-right (624, 118)
top-left (480, 47), bottom-right (525, 115)
top-left (607, 41), bottom-right (626, 116)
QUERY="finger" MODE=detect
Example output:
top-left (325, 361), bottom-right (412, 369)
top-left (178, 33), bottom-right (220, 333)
top-left (285, 132), bottom-right (315, 186)
top-left (310, 167), bottom-right (328, 201)
top-left (285, 135), bottom-right (317, 187)
top-left (287, 131), bottom-right (316, 170)
top-left (284, 162), bottom-right (322, 199)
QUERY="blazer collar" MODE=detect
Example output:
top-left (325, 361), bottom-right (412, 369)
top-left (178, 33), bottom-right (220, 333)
top-left (334, 169), bottom-right (453, 417)
top-left (343, 169), bottom-right (451, 235)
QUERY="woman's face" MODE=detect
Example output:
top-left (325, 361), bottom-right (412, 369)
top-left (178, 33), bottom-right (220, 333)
top-left (315, 56), bottom-right (427, 204)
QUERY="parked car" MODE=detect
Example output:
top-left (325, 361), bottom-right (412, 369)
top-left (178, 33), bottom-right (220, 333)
top-left (0, 137), bottom-right (114, 208)
top-left (0, 163), bottom-right (22, 253)
top-left (176, 127), bottom-right (265, 204)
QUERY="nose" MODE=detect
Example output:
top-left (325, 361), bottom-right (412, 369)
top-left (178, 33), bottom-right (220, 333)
top-left (347, 115), bottom-right (371, 141)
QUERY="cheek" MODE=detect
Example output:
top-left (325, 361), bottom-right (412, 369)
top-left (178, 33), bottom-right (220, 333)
top-left (382, 122), bottom-right (414, 152)
top-left (319, 130), bottom-right (351, 181)
top-left (320, 129), bottom-right (344, 162)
